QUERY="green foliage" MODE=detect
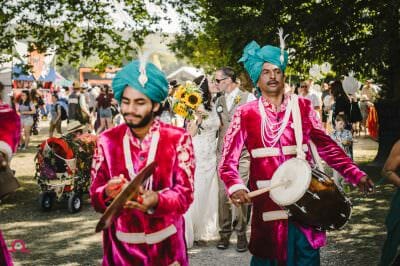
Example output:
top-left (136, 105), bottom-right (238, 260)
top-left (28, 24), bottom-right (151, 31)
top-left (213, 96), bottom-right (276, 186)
top-left (168, 0), bottom-right (400, 97)
top-left (0, 0), bottom-right (168, 71)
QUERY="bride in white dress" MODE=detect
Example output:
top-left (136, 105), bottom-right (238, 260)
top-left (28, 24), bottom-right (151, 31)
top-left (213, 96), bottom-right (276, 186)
top-left (184, 75), bottom-right (221, 248)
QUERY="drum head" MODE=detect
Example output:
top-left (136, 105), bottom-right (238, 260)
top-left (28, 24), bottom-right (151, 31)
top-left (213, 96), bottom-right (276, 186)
top-left (270, 158), bottom-right (312, 206)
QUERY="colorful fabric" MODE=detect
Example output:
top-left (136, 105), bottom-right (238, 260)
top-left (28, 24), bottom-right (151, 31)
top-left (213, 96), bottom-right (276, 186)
top-left (380, 188), bottom-right (400, 266)
top-left (90, 118), bottom-right (195, 266)
top-left (112, 60), bottom-right (168, 103)
top-left (238, 41), bottom-right (288, 86)
top-left (329, 129), bottom-right (353, 158)
top-left (367, 106), bottom-right (379, 140)
top-left (0, 103), bottom-right (21, 160)
top-left (250, 222), bottom-right (320, 266)
top-left (96, 92), bottom-right (113, 109)
top-left (0, 230), bottom-right (13, 266)
top-left (218, 94), bottom-right (366, 260)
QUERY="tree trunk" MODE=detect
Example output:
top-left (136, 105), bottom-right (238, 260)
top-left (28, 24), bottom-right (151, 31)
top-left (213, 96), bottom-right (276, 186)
top-left (371, 99), bottom-right (400, 167)
top-left (371, 1), bottom-right (400, 167)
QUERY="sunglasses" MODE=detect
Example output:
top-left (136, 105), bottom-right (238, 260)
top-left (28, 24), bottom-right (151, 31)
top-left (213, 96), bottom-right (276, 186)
top-left (215, 77), bottom-right (228, 84)
top-left (300, 85), bottom-right (308, 88)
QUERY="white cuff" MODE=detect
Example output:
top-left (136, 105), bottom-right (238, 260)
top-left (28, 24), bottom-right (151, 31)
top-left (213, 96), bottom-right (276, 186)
top-left (228, 183), bottom-right (249, 195)
top-left (256, 180), bottom-right (271, 189)
top-left (262, 210), bottom-right (288, 222)
top-left (0, 141), bottom-right (12, 162)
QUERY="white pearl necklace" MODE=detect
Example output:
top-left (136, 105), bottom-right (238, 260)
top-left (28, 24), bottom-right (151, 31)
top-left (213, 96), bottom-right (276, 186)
top-left (258, 97), bottom-right (292, 148)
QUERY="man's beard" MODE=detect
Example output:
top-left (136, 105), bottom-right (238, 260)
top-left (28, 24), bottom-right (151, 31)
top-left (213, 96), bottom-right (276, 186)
top-left (123, 111), bottom-right (154, 129)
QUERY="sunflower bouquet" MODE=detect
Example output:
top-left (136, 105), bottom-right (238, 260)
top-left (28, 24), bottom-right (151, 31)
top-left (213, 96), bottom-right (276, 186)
top-left (172, 81), bottom-right (203, 120)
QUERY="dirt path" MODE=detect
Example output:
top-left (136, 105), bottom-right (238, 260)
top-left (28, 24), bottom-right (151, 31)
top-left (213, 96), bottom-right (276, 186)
top-left (0, 122), bottom-right (392, 265)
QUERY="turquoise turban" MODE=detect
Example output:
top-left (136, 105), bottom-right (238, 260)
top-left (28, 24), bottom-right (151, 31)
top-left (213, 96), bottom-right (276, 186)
top-left (112, 60), bottom-right (168, 103)
top-left (238, 41), bottom-right (288, 86)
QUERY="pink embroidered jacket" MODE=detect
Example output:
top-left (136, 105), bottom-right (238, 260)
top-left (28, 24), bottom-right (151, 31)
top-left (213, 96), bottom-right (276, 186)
top-left (0, 102), bottom-right (21, 159)
top-left (218, 94), bottom-right (366, 261)
top-left (90, 119), bottom-right (195, 266)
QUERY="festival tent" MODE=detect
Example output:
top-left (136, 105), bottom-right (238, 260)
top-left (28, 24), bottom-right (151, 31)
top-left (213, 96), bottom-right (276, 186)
top-left (0, 66), bottom-right (12, 105)
top-left (38, 67), bottom-right (56, 82)
top-left (12, 65), bottom-right (35, 81)
top-left (38, 67), bottom-right (73, 88)
top-left (167, 66), bottom-right (203, 83)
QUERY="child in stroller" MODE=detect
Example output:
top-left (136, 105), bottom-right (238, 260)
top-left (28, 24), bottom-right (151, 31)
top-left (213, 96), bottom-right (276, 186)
top-left (35, 121), bottom-right (96, 213)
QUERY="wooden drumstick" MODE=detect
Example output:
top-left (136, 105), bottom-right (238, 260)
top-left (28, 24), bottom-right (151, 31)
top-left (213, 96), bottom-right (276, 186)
top-left (247, 180), bottom-right (290, 199)
top-left (229, 180), bottom-right (290, 204)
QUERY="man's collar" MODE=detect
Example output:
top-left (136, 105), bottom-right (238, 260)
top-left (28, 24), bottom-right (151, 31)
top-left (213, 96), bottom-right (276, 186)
top-left (261, 93), bottom-right (290, 112)
top-left (126, 118), bottom-right (160, 148)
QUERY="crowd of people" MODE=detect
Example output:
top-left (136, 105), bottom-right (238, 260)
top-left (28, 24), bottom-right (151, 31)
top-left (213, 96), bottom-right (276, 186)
top-left (0, 32), bottom-right (396, 266)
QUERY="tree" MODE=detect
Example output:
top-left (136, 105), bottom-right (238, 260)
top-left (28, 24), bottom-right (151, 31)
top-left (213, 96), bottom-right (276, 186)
top-left (169, 0), bottom-right (400, 165)
top-left (0, 0), bottom-right (169, 69)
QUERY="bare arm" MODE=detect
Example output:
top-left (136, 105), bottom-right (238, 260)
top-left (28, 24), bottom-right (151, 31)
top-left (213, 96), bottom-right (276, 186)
top-left (20, 104), bottom-right (36, 115)
top-left (54, 105), bottom-right (62, 123)
top-left (382, 140), bottom-right (400, 187)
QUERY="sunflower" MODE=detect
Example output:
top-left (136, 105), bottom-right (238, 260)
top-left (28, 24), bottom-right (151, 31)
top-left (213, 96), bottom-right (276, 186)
top-left (173, 102), bottom-right (188, 118)
top-left (184, 91), bottom-right (202, 109)
top-left (173, 85), bottom-right (186, 100)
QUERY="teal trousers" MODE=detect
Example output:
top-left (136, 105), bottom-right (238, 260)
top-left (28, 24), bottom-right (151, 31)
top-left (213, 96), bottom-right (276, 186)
top-left (380, 189), bottom-right (400, 266)
top-left (250, 222), bottom-right (320, 266)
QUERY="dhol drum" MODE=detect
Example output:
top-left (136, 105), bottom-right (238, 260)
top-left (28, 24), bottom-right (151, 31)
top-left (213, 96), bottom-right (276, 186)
top-left (269, 158), bottom-right (352, 231)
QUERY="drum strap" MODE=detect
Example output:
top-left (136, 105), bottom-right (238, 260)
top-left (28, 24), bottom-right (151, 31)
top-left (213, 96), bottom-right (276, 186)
top-left (290, 95), bottom-right (306, 160)
top-left (309, 141), bottom-right (324, 171)
top-left (291, 95), bottom-right (324, 171)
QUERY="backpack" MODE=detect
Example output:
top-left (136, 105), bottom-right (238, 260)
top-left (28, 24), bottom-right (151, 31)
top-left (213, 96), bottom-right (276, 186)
top-left (56, 102), bottom-right (68, 121)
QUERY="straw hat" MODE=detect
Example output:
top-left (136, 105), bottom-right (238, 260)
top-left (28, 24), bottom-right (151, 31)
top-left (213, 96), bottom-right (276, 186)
top-left (73, 81), bottom-right (81, 90)
top-left (66, 120), bottom-right (86, 134)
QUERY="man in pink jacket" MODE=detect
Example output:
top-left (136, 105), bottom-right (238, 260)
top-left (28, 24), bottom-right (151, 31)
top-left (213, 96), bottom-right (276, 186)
top-left (0, 82), bottom-right (20, 266)
top-left (218, 38), bottom-right (374, 265)
top-left (90, 60), bottom-right (195, 266)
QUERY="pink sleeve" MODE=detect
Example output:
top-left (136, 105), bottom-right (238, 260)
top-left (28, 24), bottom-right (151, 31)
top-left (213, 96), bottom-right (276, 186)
top-left (308, 103), bottom-right (366, 186)
top-left (154, 133), bottom-right (195, 216)
top-left (218, 108), bottom-right (249, 195)
top-left (89, 141), bottom-right (109, 213)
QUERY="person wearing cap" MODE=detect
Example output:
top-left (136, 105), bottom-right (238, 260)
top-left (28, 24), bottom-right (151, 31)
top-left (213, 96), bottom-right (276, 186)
top-left (64, 120), bottom-right (86, 139)
top-left (218, 32), bottom-right (374, 265)
top-left (90, 60), bottom-right (195, 265)
top-left (68, 82), bottom-right (91, 129)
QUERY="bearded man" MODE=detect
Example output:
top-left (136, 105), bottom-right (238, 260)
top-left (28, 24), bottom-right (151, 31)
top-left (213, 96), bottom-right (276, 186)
top-left (90, 60), bottom-right (195, 266)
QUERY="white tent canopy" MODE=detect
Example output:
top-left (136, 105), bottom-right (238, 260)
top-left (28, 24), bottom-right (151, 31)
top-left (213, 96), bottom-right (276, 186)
top-left (167, 66), bottom-right (203, 83)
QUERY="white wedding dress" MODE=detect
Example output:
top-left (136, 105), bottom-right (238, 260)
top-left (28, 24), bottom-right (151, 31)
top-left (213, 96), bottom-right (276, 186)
top-left (185, 103), bottom-right (220, 248)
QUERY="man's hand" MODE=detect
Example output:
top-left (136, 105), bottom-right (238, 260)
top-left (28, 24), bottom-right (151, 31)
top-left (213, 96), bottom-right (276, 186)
top-left (230, 189), bottom-right (251, 207)
top-left (0, 151), bottom-right (8, 170)
top-left (124, 186), bottom-right (159, 213)
top-left (342, 140), bottom-right (351, 146)
top-left (105, 174), bottom-right (127, 199)
top-left (358, 176), bottom-right (374, 194)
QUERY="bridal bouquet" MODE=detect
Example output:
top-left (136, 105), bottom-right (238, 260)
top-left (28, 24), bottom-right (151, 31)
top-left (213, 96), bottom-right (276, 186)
top-left (172, 81), bottom-right (202, 120)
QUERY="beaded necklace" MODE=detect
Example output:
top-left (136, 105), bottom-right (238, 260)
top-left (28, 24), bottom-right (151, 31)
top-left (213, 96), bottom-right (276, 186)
top-left (258, 96), bottom-right (292, 148)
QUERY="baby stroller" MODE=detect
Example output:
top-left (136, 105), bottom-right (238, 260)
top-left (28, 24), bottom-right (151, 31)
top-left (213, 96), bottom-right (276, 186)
top-left (34, 135), bottom-right (96, 213)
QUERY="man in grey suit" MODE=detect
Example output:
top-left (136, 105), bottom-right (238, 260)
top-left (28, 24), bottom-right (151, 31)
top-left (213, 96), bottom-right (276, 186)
top-left (215, 67), bottom-right (256, 252)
